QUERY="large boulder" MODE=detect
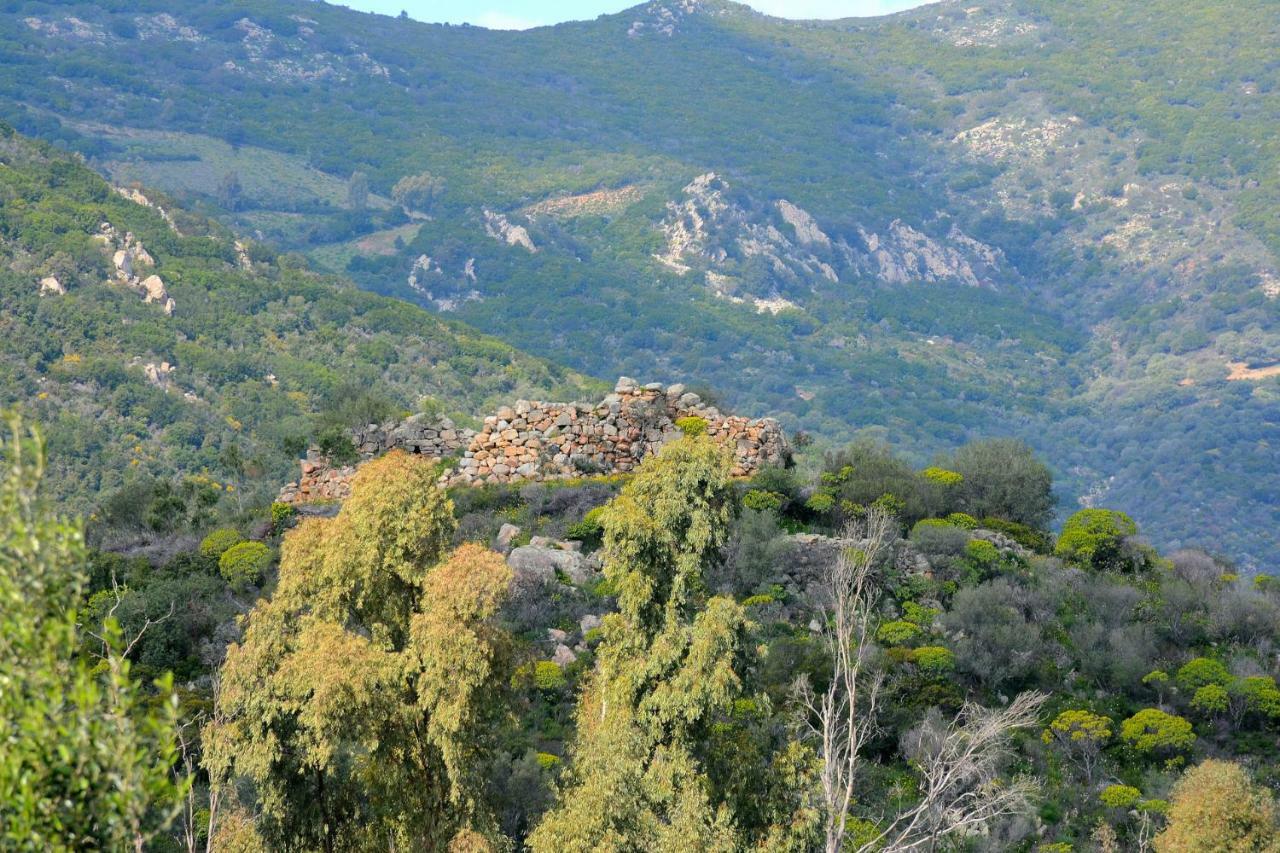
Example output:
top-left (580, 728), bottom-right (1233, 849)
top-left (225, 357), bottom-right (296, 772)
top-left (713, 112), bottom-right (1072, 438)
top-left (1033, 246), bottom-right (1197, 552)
top-left (507, 545), bottom-right (597, 585)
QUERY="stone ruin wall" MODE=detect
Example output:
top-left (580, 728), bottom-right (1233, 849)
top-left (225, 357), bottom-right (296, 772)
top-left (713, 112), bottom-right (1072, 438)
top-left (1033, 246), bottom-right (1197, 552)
top-left (279, 377), bottom-right (790, 503)
top-left (277, 415), bottom-right (476, 503)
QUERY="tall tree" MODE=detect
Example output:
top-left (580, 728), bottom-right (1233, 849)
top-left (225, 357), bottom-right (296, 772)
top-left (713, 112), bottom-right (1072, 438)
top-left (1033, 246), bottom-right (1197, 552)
top-left (0, 416), bottom-right (185, 850)
top-left (347, 170), bottom-right (369, 212)
top-left (529, 436), bottom-right (751, 852)
top-left (204, 451), bottom-right (512, 851)
top-left (950, 439), bottom-right (1054, 529)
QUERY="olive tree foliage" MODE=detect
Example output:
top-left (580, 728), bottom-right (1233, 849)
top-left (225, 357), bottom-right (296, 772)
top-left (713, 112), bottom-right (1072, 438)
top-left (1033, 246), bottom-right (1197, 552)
top-left (795, 505), bottom-right (1045, 853)
top-left (391, 170), bottom-right (446, 213)
top-left (204, 451), bottom-right (513, 852)
top-left (0, 417), bottom-right (185, 850)
top-left (529, 436), bottom-right (815, 852)
top-left (944, 577), bottom-right (1052, 689)
top-left (948, 439), bottom-right (1054, 529)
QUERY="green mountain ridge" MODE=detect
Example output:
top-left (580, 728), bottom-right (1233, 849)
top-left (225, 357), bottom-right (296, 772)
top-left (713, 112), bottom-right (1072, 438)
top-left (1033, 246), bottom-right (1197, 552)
top-left (1, 0), bottom-right (1278, 567)
top-left (0, 125), bottom-right (599, 515)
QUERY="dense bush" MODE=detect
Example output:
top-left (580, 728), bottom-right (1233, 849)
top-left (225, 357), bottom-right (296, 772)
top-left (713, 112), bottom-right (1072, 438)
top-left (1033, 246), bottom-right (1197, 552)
top-left (199, 527), bottom-right (244, 559)
top-left (218, 541), bottom-right (272, 591)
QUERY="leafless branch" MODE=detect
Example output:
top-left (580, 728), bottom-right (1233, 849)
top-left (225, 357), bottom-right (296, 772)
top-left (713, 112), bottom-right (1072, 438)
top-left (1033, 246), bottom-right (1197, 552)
top-left (795, 505), bottom-right (1045, 853)
top-left (793, 506), bottom-right (894, 853)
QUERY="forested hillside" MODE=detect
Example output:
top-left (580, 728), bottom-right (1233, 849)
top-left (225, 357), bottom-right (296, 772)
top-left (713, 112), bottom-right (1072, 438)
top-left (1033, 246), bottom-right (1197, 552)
top-left (0, 126), bottom-right (597, 516)
top-left (2, 0), bottom-right (1277, 568)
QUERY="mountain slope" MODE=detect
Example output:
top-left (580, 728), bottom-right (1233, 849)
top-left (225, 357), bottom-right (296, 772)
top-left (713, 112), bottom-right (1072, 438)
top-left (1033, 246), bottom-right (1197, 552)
top-left (0, 125), bottom-right (599, 512)
top-left (1, 1), bottom-right (1278, 567)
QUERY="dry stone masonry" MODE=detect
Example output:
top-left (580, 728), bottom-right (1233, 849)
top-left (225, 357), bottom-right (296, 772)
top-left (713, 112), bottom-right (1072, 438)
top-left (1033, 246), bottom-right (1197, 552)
top-left (279, 378), bottom-right (790, 503)
top-left (277, 414), bottom-right (476, 503)
top-left (446, 377), bottom-right (789, 486)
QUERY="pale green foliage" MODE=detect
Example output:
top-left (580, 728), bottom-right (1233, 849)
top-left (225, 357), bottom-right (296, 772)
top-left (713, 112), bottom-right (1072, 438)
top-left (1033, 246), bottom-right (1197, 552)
top-left (391, 170), bottom-right (446, 212)
top-left (1154, 760), bottom-right (1280, 852)
top-left (1120, 709), bottom-right (1195, 757)
top-left (217, 540), bottom-right (271, 591)
top-left (205, 451), bottom-right (511, 851)
top-left (675, 416), bottom-right (708, 437)
top-left (1043, 710), bottom-right (1112, 746)
top-left (921, 466), bottom-right (963, 486)
top-left (876, 620), bottom-right (922, 645)
top-left (529, 436), bottom-right (816, 851)
top-left (1055, 508), bottom-right (1144, 572)
top-left (909, 645), bottom-right (955, 674)
top-left (1191, 684), bottom-right (1229, 716)
top-left (1175, 657), bottom-right (1232, 692)
top-left (1099, 784), bottom-right (1142, 809)
top-left (0, 416), bottom-right (185, 849)
top-left (1233, 676), bottom-right (1280, 719)
top-left (1042, 710), bottom-right (1112, 783)
top-left (199, 526), bottom-right (244, 558)
top-left (533, 661), bottom-right (568, 691)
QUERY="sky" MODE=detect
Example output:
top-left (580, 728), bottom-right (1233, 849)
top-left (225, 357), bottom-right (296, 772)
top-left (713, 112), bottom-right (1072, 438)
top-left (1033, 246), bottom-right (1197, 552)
top-left (338, 1), bottom-right (927, 30)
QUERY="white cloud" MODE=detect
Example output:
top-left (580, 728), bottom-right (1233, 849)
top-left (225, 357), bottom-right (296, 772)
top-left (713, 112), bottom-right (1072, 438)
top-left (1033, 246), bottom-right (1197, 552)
top-left (473, 11), bottom-right (544, 29)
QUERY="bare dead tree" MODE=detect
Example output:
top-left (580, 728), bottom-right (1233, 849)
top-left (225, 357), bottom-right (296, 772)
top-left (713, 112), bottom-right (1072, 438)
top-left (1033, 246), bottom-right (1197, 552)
top-left (794, 506), bottom-right (894, 853)
top-left (177, 717), bottom-right (204, 853)
top-left (874, 690), bottom-right (1046, 851)
top-left (795, 506), bottom-right (1046, 853)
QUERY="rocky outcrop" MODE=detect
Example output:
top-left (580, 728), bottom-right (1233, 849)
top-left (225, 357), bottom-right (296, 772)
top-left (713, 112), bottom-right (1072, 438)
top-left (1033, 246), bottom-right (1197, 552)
top-left (407, 253), bottom-right (481, 311)
top-left (851, 221), bottom-right (1004, 289)
top-left (626, 1), bottom-right (727, 38)
top-left (654, 173), bottom-right (1003, 300)
top-left (96, 222), bottom-right (175, 315)
top-left (508, 540), bottom-right (600, 586)
top-left (280, 378), bottom-right (790, 504)
top-left (483, 210), bottom-right (536, 253)
top-left (777, 199), bottom-right (830, 247)
top-left (38, 275), bottom-right (64, 295)
top-left (142, 361), bottom-right (176, 389)
top-left (113, 186), bottom-right (181, 234)
top-left (447, 377), bottom-right (789, 486)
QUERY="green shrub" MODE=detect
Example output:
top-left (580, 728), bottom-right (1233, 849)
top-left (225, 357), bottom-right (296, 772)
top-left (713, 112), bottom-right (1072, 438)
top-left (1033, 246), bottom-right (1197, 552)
top-left (909, 646), bottom-right (955, 675)
top-left (1120, 708), bottom-right (1195, 756)
top-left (945, 512), bottom-right (978, 529)
top-left (270, 501), bottom-right (296, 533)
top-left (218, 541), bottom-right (272, 591)
top-left (535, 752), bottom-right (561, 770)
top-left (741, 594), bottom-right (776, 608)
top-left (876, 620), bottom-right (922, 645)
top-left (1191, 684), bottom-right (1229, 716)
top-left (978, 517), bottom-right (1053, 553)
top-left (1100, 784), bottom-right (1142, 809)
top-left (911, 518), bottom-right (959, 534)
top-left (921, 467), bottom-right (963, 487)
top-left (675, 416), bottom-right (707, 437)
top-left (1055, 508), bottom-right (1142, 571)
top-left (315, 425), bottom-right (359, 466)
top-left (805, 492), bottom-right (835, 514)
top-left (741, 489), bottom-right (784, 512)
top-left (199, 527), bottom-right (243, 559)
top-left (1176, 657), bottom-right (1232, 692)
top-left (964, 539), bottom-right (1000, 566)
top-left (901, 601), bottom-right (939, 626)
top-left (533, 660), bottom-right (567, 691)
top-left (565, 506), bottom-right (606, 546)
